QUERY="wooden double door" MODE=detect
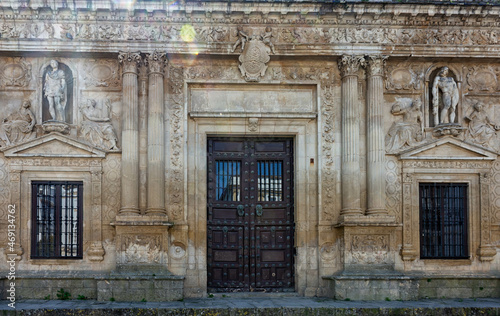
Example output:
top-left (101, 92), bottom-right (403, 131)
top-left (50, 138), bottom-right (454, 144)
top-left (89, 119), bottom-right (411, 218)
top-left (207, 137), bottom-right (295, 292)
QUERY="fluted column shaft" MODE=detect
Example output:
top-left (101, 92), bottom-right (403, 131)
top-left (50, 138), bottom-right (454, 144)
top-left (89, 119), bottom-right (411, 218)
top-left (146, 51), bottom-right (167, 216)
top-left (118, 52), bottom-right (141, 215)
top-left (366, 56), bottom-right (388, 215)
top-left (338, 55), bottom-right (365, 216)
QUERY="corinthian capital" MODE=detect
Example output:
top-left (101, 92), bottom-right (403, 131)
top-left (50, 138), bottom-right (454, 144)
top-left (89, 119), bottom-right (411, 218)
top-left (365, 55), bottom-right (388, 77)
top-left (145, 50), bottom-right (167, 75)
top-left (118, 51), bottom-right (142, 74)
top-left (338, 55), bottom-right (365, 78)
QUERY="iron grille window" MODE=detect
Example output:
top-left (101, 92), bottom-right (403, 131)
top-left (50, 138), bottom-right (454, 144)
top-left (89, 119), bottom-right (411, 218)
top-left (419, 183), bottom-right (468, 259)
top-left (31, 181), bottom-right (83, 259)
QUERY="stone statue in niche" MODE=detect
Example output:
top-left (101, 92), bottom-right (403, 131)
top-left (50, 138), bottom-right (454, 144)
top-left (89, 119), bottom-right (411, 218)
top-left (464, 101), bottom-right (500, 150)
top-left (44, 60), bottom-right (67, 122)
top-left (79, 98), bottom-right (119, 150)
top-left (0, 100), bottom-right (36, 147)
top-left (385, 97), bottom-right (423, 153)
top-left (432, 66), bottom-right (459, 125)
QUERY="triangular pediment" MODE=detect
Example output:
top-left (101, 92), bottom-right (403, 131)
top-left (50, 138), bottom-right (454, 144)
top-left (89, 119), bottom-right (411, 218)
top-left (3, 133), bottom-right (105, 158)
top-left (399, 137), bottom-right (497, 160)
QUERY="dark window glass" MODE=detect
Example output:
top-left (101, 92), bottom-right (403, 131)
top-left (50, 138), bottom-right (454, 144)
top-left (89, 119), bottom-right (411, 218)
top-left (258, 160), bottom-right (283, 201)
top-left (419, 183), bottom-right (468, 259)
top-left (31, 181), bottom-right (83, 259)
top-left (215, 160), bottom-right (241, 201)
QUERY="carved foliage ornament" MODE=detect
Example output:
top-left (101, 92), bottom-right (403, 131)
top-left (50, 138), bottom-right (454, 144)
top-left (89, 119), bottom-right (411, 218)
top-left (118, 51), bottom-right (142, 74)
top-left (365, 55), bottom-right (387, 77)
top-left (338, 55), bottom-right (365, 78)
top-left (145, 50), bottom-right (167, 74)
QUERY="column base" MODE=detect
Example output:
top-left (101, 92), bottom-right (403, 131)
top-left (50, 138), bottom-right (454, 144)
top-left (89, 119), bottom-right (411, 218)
top-left (119, 208), bottom-right (141, 216)
top-left (366, 208), bottom-right (388, 216)
top-left (146, 208), bottom-right (167, 217)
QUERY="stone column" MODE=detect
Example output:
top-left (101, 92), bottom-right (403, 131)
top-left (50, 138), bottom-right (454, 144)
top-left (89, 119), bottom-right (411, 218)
top-left (365, 56), bottom-right (388, 216)
top-left (118, 52), bottom-right (142, 215)
top-left (145, 50), bottom-right (167, 216)
top-left (338, 55), bottom-right (365, 216)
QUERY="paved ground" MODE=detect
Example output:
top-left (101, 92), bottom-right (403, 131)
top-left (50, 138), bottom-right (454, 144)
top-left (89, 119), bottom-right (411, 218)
top-left (1, 296), bottom-right (500, 315)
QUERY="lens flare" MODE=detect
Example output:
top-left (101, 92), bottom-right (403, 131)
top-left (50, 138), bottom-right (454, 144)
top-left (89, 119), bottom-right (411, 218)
top-left (180, 24), bottom-right (196, 43)
top-left (113, 0), bottom-right (136, 10)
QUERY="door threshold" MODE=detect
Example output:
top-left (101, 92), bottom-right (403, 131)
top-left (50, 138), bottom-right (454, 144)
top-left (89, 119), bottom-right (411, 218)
top-left (206, 292), bottom-right (299, 299)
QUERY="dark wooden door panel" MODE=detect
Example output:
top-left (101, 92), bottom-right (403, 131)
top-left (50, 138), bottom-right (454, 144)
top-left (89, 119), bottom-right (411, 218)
top-left (207, 137), bottom-right (294, 292)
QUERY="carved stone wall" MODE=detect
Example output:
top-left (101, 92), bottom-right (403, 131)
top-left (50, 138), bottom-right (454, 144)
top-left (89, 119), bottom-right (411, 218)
top-left (1, 0), bottom-right (500, 301)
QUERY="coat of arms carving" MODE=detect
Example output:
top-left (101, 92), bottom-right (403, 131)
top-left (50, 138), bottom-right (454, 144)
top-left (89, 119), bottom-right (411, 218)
top-left (235, 27), bottom-right (275, 82)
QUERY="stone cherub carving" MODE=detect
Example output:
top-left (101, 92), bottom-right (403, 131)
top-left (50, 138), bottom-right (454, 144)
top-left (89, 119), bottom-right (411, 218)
top-left (385, 97), bottom-right (423, 153)
top-left (432, 66), bottom-right (459, 125)
top-left (464, 101), bottom-right (500, 150)
top-left (44, 60), bottom-right (67, 122)
top-left (231, 26), bottom-right (250, 52)
top-left (0, 100), bottom-right (36, 147)
top-left (261, 26), bottom-right (276, 54)
top-left (79, 98), bottom-right (119, 150)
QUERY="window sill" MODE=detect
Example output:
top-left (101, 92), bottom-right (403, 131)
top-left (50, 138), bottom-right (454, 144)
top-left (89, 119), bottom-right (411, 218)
top-left (420, 259), bottom-right (472, 266)
top-left (29, 259), bottom-right (83, 265)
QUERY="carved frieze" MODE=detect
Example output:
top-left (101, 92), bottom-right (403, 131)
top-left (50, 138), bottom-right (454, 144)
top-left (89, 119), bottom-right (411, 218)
top-left (402, 160), bottom-right (492, 169)
top-left (2, 14), bottom-right (500, 49)
top-left (0, 57), bottom-right (32, 87)
top-left (82, 59), bottom-right (121, 88)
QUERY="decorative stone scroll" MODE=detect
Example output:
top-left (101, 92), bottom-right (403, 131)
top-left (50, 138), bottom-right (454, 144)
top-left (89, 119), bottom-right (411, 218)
top-left (0, 57), bottom-right (32, 87)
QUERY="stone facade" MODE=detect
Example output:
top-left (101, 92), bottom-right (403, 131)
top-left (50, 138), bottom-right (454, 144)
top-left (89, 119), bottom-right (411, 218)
top-left (0, 0), bottom-right (499, 301)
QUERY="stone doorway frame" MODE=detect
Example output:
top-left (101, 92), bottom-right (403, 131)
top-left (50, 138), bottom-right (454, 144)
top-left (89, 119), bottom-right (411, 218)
top-left (186, 116), bottom-right (318, 297)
